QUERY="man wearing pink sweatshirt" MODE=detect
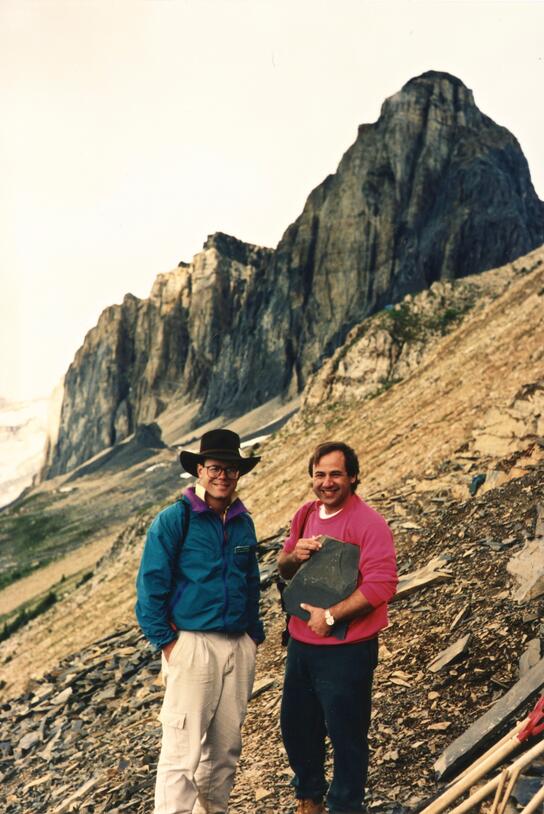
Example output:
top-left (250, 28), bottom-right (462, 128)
top-left (278, 441), bottom-right (398, 814)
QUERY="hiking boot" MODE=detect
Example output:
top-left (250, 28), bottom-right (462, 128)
top-left (294, 800), bottom-right (326, 814)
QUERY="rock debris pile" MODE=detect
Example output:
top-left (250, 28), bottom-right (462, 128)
top-left (1, 460), bottom-right (544, 813)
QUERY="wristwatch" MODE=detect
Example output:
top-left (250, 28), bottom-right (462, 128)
top-left (324, 608), bottom-right (335, 627)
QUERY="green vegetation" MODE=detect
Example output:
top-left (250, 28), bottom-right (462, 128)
top-left (0, 590), bottom-right (57, 643)
top-left (366, 292), bottom-right (475, 396)
top-left (369, 376), bottom-right (403, 400)
top-left (134, 502), bottom-right (156, 517)
top-left (425, 304), bottom-right (472, 335)
top-left (383, 302), bottom-right (424, 344)
top-left (0, 561), bottom-right (52, 592)
top-left (320, 398), bottom-right (361, 430)
top-left (381, 295), bottom-right (474, 347)
top-left (0, 490), bottom-right (104, 593)
top-left (1, 509), bottom-right (69, 552)
top-left (0, 447), bottom-right (180, 644)
top-left (76, 570), bottom-right (93, 587)
top-left (0, 566), bottom-right (97, 643)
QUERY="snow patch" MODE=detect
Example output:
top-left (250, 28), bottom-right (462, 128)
top-left (0, 397), bottom-right (49, 507)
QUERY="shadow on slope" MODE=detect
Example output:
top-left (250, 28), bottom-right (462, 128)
top-left (0, 425), bottom-right (179, 596)
top-left (64, 423), bottom-right (166, 482)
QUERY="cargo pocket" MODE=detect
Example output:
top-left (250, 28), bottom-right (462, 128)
top-left (158, 710), bottom-right (188, 756)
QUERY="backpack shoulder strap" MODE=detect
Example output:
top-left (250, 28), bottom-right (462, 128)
top-left (168, 498), bottom-right (191, 632)
top-left (177, 495), bottom-right (191, 550)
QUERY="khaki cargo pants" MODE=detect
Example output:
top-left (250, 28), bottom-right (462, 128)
top-left (154, 630), bottom-right (257, 814)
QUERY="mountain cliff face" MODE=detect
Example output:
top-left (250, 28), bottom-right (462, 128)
top-left (43, 236), bottom-right (272, 478)
top-left (300, 254), bottom-right (541, 410)
top-left (43, 71), bottom-right (544, 478)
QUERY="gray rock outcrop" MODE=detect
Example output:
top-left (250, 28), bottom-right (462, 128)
top-left (301, 256), bottom-right (543, 409)
top-left (43, 235), bottom-right (272, 477)
top-left (43, 71), bottom-right (544, 478)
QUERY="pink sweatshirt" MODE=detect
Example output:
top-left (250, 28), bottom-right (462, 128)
top-left (282, 493), bottom-right (398, 645)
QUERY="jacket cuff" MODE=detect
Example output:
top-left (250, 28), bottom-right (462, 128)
top-left (146, 631), bottom-right (178, 650)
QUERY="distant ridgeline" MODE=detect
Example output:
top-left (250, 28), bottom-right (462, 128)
top-left (42, 71), bottom-right (544, 479)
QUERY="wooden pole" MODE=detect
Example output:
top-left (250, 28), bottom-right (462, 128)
top-left (455, 718), bottom-right (527, 781)
top-left (496, 765), bottom-right (522, 814)
top-left (518, 784), bottom-right (544, 814)
top-left (419, 695), bottom-right (544, 814)
top-left (488, 769), bottom-right (508, 814)
top-left (447, 737), bottom-right (544, 814)
top-left (418, 737), bottom-right (522, 814)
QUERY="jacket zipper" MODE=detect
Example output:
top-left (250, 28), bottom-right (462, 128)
top-left (221, 510), bottom-right (229, 628)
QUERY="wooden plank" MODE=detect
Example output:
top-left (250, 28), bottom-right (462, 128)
top-left (433, 656), bottom-right (544, 780)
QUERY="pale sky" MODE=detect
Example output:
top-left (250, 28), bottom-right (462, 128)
top-left (2, 0), bottom-right (544, 402)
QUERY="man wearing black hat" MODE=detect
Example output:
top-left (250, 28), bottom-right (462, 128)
top-left (136, 429), bottom-right (264, 814)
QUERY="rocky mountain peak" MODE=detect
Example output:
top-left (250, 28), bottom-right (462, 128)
top-left (42, 72), bottom-right (544, 479)
top-left (203, 231), bottom-right (272, 265)
top-left (384, 70), bottom-right (478, 118)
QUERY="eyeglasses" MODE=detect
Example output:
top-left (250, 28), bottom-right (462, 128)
top-left (203, 464), bottom-right (240, 479)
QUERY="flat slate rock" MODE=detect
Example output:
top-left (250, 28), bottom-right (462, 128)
top-left (434, 656), bottom-right (544, 779)
top-left (512, 776), bottom-right (544, 807)
top-left (250, 677), bottom-right (275, 699)
top-left (282, 536), bottom-right (360, 640)
top-left (519, 639), bottom-right (542, 678)
top-left (393, 555), bottom-right (453, 601)
top-left (427, 635), bottom-right (471, 674)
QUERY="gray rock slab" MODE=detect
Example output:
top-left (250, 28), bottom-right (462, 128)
top-left (282, 536), bottom-right (360, 640)
top-left (512, 776), bottom-right (544, 807)
top-left (520, 639), bottom-right (543, 677)
top-left (52, 776), bottom-right (100, 814)
top-left (18, 730), bottom-right (41, 753)
top-left (428, 635), bottom-right (471, 673)
top-left (92, 685), bottom-right (117, 703)
top-left (393, 555), bottom-right (453, 601)
top-left (250, 677), bottom-right (275, 700)
top-left (51, 687), bottom-right (73, 706)
top-left (450, 603), bottom-right (471, 631)
top-left (507, 537), bottom-right (544, 602)
top-left (433, 656), bottom-right (544, 779)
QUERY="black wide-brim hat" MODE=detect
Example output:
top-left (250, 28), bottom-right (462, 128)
top-left (179, 428), bottom-right (261, 477)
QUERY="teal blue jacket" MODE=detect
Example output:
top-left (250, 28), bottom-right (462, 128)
top-left (135, 488), bottom-right (265, 648)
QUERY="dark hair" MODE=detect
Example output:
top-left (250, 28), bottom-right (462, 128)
top-left (308, 441), bottom-right (360, 493)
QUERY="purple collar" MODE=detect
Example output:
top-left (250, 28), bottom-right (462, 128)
top-left (183, 486), bottom-right (248, 520)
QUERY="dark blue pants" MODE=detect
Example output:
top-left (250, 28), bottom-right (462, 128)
top-left (280, 637), bottom-right (378, 814)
